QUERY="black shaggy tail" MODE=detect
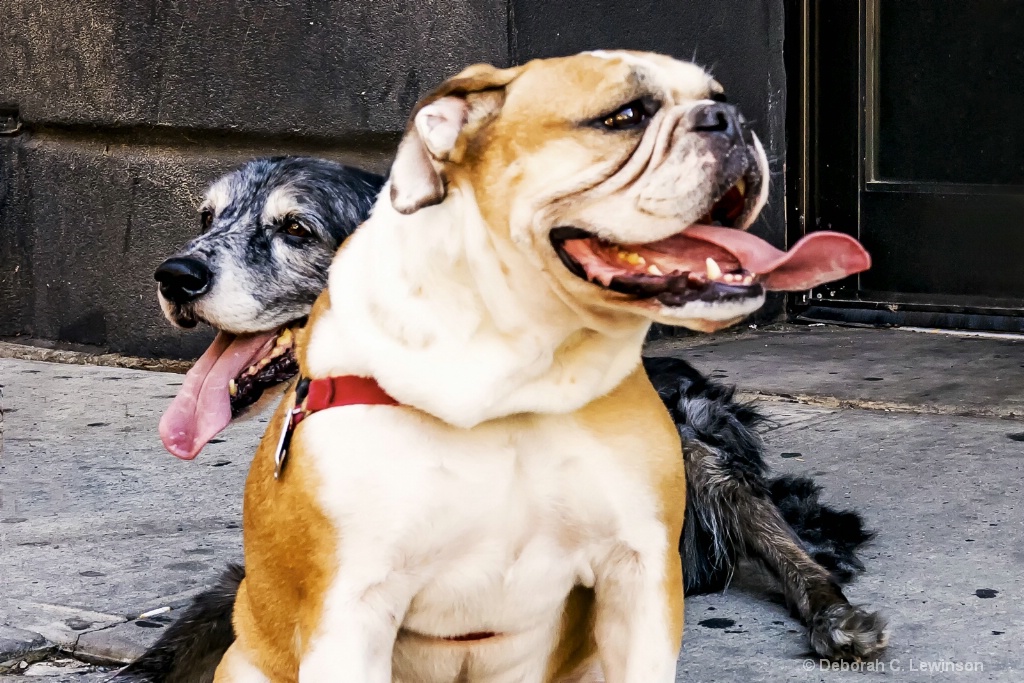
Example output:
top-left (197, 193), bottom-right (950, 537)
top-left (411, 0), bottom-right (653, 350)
top-left (769, 474), bottom-right (873, 583)
top-left (113, 564), bottom-right (242, 683)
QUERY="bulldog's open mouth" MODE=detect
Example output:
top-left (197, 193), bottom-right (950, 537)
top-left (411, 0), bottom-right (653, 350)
top-left (551, 183), bottom-right (871, 314)
top-left (159, 324), bottom-right (302, 460)
top-left (552, 181), bottom-right (764, 308)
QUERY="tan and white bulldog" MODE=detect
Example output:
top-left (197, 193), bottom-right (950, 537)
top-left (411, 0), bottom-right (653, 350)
top-left (217, 51), bottom-right (869, 683)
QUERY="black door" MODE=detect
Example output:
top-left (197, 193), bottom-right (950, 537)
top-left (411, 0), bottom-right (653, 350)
top-left (789, 0), bottom-right (1024, 330)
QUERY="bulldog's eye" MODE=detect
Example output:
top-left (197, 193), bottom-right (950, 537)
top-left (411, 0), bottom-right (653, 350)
top-left (601, 101), bottom-right (650, 130)
top-left (280, 220), bottom-right (312, 241)
top-left (200, 210), bottom-right (213, 231)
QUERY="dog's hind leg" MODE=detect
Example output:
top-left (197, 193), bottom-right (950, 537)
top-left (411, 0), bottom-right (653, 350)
top-left (644, 357), bottom-right (873, 581)
top-left (683, 440), bottom-right (888, 660)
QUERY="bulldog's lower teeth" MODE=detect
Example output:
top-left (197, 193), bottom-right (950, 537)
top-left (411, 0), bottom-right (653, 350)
top-left (228, 380), bottom-right (238, 397)
top-left (648, 264), bottom-right (664, 276)
top-left (736, 178), bottom-right (747, 196)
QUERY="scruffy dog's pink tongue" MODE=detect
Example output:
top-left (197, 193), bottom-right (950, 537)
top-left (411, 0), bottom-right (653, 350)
top-left (683, 226), bottom-right (871, 290)
top-left (159, 331), bottom-right (276, 460)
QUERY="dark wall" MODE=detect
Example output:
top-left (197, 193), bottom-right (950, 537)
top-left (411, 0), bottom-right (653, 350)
top-left (0, 0), bottom-right (785, 359)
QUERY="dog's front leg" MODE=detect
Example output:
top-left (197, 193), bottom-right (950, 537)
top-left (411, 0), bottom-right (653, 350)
top-left (592, 532), bottom-right (683, 683)
top-left (298, 571), bottom-right (415, 683)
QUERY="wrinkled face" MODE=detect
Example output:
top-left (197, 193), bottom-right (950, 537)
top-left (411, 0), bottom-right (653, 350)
top-left (392, 51), bottom-right (866, 333)
top-left (156, 157), bottom-right (381, 333)
top-left (496, 54), bottom-right (772, 332)
top-left (508, 54), bottom-right (771, 330)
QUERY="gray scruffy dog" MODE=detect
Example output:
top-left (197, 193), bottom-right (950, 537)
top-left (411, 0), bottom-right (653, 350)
top-left (121, 157), bottom-right (886, 683)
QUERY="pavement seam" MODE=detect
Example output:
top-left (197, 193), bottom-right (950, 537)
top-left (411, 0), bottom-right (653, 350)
top-left (0, 341), bottom-right (190, 374)
top-left (738, 390), bottom-right (1023, 420)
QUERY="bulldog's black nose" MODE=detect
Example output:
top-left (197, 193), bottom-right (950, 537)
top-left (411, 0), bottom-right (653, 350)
top-left (691, 102), bottom-right (743, 142)
top-left (155, 257), bottom-right (211, 304)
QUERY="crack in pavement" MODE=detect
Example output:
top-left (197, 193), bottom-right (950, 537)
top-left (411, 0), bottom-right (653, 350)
top-left (739, 390), bottom-right (1022, 420)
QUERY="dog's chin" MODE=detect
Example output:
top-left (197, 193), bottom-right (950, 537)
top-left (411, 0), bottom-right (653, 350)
top-left (158, 291), bottom-right (200, 329)
top-left (649, 296), bottom-right (765, 332)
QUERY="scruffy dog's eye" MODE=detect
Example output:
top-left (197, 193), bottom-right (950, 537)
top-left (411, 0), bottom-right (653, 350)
top-left (200, 210), bottom-right (213, 231)
top-left (280, 221), bottom-right (311, 240)
top-left (602, 101), bottom-right (650, 130)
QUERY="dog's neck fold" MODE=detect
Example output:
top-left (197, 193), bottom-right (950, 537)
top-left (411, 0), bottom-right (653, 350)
top-left (303, 184), bottom-right (648, 428)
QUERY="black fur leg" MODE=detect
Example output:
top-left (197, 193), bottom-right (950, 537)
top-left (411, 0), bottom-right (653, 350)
top-left (112, 564), bottom-right (242, 683)
top-left (682, 436), bottom-right (888, 660)
top-left (643, 355), bottom-right (887, 660)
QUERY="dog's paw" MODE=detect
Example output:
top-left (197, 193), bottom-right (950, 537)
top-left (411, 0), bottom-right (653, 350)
top-left (809, 603), bottom-right (889, 661)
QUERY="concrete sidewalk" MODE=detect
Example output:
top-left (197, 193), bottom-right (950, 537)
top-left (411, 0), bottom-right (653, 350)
top-left (0, 358), bottom-right (256, 679)
top-left (2, 325), bottom-right (1023, 681)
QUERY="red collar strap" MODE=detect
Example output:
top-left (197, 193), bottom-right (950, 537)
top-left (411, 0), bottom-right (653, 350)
top-left (292, 375), bottom-right (399, 425)
top-left (273, 375), bottom-right (398, 479)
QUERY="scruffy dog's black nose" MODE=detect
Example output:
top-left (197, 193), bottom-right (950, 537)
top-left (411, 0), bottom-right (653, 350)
top-left (690, 102), bottom-right (743, 142)
top-left (155, 257), bottom-right (212, 304)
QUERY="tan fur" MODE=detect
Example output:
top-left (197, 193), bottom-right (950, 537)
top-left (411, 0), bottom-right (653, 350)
top-left (221, 287), bottom-right (336, 683)
top-left (293, 289), bottom-right (330, 372)
top-left (572, 367), bottom-right (687, 653)
top-left (219, 394), bottom-right (337, 683)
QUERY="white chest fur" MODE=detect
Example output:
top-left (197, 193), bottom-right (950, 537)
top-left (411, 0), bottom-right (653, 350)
top-left (294, 404), bottom-right (671, 683)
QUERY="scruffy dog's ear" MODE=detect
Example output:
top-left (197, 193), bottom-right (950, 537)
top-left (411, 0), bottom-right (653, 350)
top-left (390, 64), bottom-right (521, 215)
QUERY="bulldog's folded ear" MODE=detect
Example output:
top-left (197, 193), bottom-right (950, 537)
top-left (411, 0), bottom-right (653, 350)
top-left (390, 64), bottom-right (521, 215)
top-left (389, 97), bottom-right (468, 215)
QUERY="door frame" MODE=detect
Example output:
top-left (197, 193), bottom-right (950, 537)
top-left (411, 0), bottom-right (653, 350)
top-left (783, 0), bottom-right (1024, 330)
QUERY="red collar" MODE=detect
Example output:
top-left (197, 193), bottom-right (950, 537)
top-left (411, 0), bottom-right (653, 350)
top-left (273, 375), bottom-right (398, 479)
top-left (293, 375), bottom-right (399, 425)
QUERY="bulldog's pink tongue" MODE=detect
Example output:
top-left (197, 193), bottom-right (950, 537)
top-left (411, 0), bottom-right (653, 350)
top-left (684, 226), bottom-right (871, 291)
top-left (159, 331), bottom-right (277, 460)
